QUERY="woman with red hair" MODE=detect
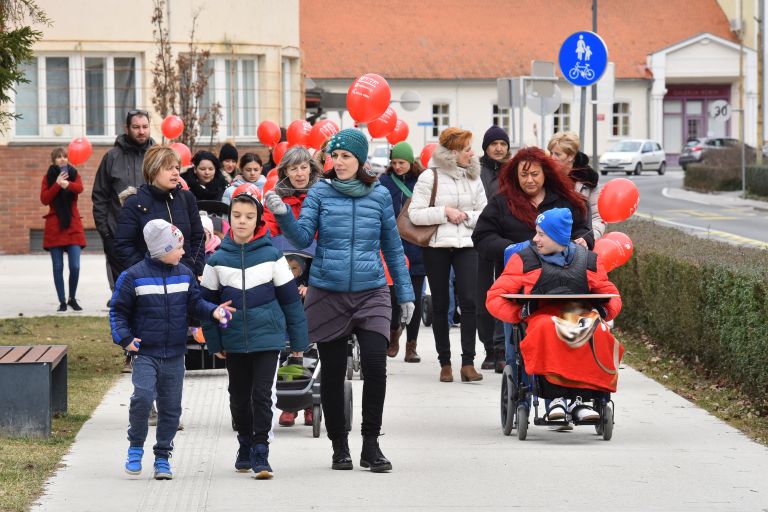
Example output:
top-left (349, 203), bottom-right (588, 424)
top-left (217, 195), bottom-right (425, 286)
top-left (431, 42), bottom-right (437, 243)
top-left (472, 146), bottom-right (593, 343)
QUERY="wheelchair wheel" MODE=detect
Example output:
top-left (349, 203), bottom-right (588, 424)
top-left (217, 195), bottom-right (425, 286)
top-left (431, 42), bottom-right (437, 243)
top-left (312, 404), bottom-right (322, 438)
top-left (344, 380), bottom-right (353, 432)
top-left (516, 404), bottom-right (528, 441)
top-left (601, 404), bottom-right (614, 441)
top-left (421, 295), bottom-right (433, 326)
top-left (500, 365), bottom-right (515, 436)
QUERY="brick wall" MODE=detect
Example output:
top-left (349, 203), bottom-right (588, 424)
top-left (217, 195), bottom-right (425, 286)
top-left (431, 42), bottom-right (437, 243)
top-left (0, 143), bottom-right (270, 254)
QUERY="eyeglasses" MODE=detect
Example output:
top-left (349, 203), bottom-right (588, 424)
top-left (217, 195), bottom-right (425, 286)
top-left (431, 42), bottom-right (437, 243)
top-left (127, 109), bottom-right (149, 117)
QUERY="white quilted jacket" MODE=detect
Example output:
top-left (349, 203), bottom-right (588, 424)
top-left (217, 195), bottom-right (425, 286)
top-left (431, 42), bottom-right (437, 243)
top-left (409, 145), bottom-right (487, 248)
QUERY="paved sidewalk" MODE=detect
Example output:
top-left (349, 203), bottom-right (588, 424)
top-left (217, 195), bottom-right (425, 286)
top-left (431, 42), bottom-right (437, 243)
top-left (28, 333), bottom-right (768, 511)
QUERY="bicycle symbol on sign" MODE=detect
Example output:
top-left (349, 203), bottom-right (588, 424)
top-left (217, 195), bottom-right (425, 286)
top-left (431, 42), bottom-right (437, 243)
top-left (569, 62), bottom-right (595, 81)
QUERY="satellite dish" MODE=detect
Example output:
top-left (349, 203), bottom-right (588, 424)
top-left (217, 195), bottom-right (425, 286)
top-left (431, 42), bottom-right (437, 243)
top-left (400, 90), bottom-right (421, 111)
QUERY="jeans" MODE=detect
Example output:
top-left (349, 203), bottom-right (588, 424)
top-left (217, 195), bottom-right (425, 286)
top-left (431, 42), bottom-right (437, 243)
top-left (49, 245), bottom-right (81, 303)
top-left (389, 275), bottom-right (425, 341)
top-left (422, 247), bottom-right (478, 367)
top-left (318, 330), bottom-right (387, 440)
top-left (128, 354), bottom-right (185, 458)
top-left (225, 351), bottom-right (280, 445)
top-left (447, 268), bottom-right (456, 325)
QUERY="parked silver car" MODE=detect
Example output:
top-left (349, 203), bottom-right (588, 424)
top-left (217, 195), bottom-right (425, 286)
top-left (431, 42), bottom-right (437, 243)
top-left (599, 139), bottom-right (666, 176)
top-left (368, 145), bottom-right (390, 175)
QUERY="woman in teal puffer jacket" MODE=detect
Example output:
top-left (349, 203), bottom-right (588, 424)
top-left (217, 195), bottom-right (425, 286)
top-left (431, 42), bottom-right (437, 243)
top-left (264, 128), bottom-right (414, 474)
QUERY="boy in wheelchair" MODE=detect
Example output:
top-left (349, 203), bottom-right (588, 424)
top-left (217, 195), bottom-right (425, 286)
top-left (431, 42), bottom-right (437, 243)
top-left (486, 208), bottom-right (622, 424)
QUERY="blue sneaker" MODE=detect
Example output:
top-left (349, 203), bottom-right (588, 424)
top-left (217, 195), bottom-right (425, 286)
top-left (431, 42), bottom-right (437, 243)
top-left (153, 457), bottom-right (173, 480)
top-left (250, 443), bottom-right (273, 479)
top-left (125, 447), bottom-right (143, 475)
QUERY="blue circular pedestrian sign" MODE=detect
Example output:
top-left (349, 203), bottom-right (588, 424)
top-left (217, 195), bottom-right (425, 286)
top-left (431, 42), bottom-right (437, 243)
top-left (558, 31), bottom-right (608, 87)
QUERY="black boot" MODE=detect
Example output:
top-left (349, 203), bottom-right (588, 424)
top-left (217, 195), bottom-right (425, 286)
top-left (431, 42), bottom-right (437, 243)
top-left (331, 436), bottom-right (353, 470)
top-left (360, 436), bottom-right (392, 472)
top-left (235, 435), bottom-right (251, 472)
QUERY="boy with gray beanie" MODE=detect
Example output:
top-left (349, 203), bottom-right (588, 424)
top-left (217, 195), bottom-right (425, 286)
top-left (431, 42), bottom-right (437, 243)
top-left (110, 219), bottom-right (234, 480)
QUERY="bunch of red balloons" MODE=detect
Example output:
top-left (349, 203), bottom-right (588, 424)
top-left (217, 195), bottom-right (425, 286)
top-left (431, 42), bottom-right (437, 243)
top-left (593, 178), bottom-right (641, 271)
top-left (160, 115), bottom-right (192, 167)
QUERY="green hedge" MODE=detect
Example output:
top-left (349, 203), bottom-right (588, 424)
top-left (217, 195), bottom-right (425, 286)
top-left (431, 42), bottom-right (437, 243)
top-left (683, 164), bottom-right (741, 192)
top-left (610, 219), bottom-right (768, 396)
top-left (746, 165), bottom-right (768, 197)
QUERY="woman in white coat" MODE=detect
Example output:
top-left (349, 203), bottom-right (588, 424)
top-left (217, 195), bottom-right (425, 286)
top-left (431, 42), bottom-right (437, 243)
top-left (409, 127), bottom-right (487, 383)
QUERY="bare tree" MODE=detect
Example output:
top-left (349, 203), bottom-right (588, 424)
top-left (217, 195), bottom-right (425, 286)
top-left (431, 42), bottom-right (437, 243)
top-left (150, 0), bottom-right (222, 150)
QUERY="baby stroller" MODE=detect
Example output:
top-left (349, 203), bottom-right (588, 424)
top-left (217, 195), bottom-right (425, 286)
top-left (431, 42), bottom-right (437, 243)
top-left (275, 347), bottom-right (353, 438)
top-left (498, 249), bottom-right (617, 441)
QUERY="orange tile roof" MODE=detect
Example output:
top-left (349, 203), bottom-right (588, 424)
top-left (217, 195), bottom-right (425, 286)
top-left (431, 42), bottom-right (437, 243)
top-left (301, 0), bottom-right (736, 80)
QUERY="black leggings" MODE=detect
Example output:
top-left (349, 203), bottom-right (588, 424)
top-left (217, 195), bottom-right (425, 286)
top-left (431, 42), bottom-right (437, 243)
top-left (225, 351), bottom-right (280, 445)
top-left (318, 330), bottom-right (387, 440)
top-left (389, 274), bottom-right (425, 341)
top-left (422, 247), bottom-right (478, 366)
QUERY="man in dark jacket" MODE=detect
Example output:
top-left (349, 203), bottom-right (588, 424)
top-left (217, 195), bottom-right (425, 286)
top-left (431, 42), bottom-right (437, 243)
top-left (92, 109), bottom-right (156, 290)
top-left (477, 125), bottom-right (511, 371)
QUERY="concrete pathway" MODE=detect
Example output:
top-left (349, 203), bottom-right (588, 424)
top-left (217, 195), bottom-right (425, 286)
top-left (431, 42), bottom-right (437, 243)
top-left (29, 333), bottom-right (768, 512)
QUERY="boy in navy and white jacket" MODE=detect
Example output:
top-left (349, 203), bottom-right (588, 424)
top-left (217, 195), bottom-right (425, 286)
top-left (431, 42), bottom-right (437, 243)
top-left (200, 185), bottom-right (308, 479)
top-left (110, 219), bottom-right (233, 480)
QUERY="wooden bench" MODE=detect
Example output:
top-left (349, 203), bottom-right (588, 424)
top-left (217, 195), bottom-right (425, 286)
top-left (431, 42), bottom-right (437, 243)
top-left (0, 345), bottom-right (68, 437)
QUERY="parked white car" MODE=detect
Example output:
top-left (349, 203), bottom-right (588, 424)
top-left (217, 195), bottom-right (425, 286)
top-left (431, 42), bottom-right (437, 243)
top-left (599, 139), bottom-right (666, 176)
top-left (368, 145), bottom-right (390, 175)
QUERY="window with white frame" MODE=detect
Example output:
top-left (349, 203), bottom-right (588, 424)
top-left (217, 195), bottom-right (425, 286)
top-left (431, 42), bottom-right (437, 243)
top-left (492, 104), bottom-right (511, 134)
top-left (14, 55), bottom-right (139, 138)
top-left (612, 102), bottom-right (630, 137)
top-left (553, 103), bottom-right (571, 133)
top-left (432, 103), bottom-right (450, 138)
top-left (281, 58), bottom-right (296, 128)
top-left (199, 56), bottom-right (260, 139)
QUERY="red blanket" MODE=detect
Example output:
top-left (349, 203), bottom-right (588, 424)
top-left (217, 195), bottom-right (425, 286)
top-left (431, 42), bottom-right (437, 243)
top-left (519, 304), bottom-right (624, 393)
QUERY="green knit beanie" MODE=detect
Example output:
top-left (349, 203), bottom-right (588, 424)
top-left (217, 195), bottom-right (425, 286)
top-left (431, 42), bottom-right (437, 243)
top-left (390, 141), bottom-right (414, 163)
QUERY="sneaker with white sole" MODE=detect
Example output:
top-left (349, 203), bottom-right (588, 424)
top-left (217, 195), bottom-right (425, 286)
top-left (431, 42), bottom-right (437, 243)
top-left (124, 447), bottom-right (143, 475)
top-left (153, 457), bottom-right (173, 480)
top-left (568, 397), bottom-right (601, 422)
top-left (547, 397), bottom-right (567, 421)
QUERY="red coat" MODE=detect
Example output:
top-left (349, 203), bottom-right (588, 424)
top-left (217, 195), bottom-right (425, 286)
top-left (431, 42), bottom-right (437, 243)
top-left (486, 251), bottom-right (623, 392)
top-left (40, 174), bottom-right (87, 249)
top-left (486, 251), bottom-right (622, 324)
top-left (262, 194), bottom-right (305, 236)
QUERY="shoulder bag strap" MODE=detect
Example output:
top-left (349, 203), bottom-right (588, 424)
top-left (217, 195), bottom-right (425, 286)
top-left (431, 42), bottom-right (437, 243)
top-left (390, 174), bottom-right (413, 198)
top-left (429, 168), bottom-right (438, 207)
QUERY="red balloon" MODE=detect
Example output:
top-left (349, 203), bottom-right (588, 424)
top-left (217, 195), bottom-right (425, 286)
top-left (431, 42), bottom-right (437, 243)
top-left (323, 155), bottom-right (333, 172)
top-left (287, 120), bottom-right (312, 147)
top-left (386, 119), bottom-right (409, 145)
top-left (67, 137), bottom-right (93, 166)
top-left (367, 107), bottom-right (397, 139)
top-left (597, 178), bottom-right (640, 223)
top-left (273, 142), bottom-right (289, 165)
top-left (257, 120), bottom-right (281, 147)
top-left (346, 73), bottom-right (391, 123)
top-left (603, 232), bottom-right (634, 263)
top-left (266, 169), bottom-right (278, 179)
top-left (170, 142), bottom-right (192, 167)
top-left (420, 143), bottom-right (437, 168)
top-left (161, 115), bottom-right (184, 139)
top-left (262, 173), bottom-right (279, 195)
top-left (178, 176), bottom-right (189, 191)
top-left (308, 120), bottom-right (340, 150)
top-left (594, 237), bottom-right (632, 272)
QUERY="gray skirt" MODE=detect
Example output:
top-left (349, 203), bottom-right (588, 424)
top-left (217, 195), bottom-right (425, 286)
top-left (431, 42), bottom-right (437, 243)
top-left (304, 285), bottom-right (392, 343)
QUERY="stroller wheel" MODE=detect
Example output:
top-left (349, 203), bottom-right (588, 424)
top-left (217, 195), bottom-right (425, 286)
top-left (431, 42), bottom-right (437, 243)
top-left (516, 405), bottom-right (529, 441)
top-left (344, 380), bottom-right (353, 432)
top-left (500, 365), bottom-right (515, 436)
top-left (312, 404), bottom-right (322, 438)
top-left (601, 404), bottom-right (614, 441)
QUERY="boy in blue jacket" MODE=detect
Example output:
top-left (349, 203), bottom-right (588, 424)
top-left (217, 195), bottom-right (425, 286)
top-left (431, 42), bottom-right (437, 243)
top-left (110, 219), bottom-right (233, 480)
top-left (201, 184), bottom-right (308, 480)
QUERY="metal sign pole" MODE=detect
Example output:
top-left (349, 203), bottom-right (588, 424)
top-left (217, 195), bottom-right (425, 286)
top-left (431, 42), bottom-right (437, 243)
top-left (592, 0), bottom-right (598, 168)
top-left (579, 87), bottom-right (587, 143)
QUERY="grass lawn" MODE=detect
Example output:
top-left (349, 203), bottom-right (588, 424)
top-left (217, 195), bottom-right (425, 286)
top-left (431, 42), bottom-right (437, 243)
top-left (618, 328), bottom-right (768, 446)
top-left (0, 317), bottom-right (122, 512)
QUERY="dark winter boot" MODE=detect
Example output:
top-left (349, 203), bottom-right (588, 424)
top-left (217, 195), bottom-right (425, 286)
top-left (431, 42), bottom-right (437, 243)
top-left (387, 327), bottom-right (402, 357)
top-left (404, 340), bottom-right (421, 363)
top-left (331, 436), bottom-right (353, 470)
top-left (235, 435), bottom-right (252, 472)
top-left (360, 436), bottom-right (392, 473)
